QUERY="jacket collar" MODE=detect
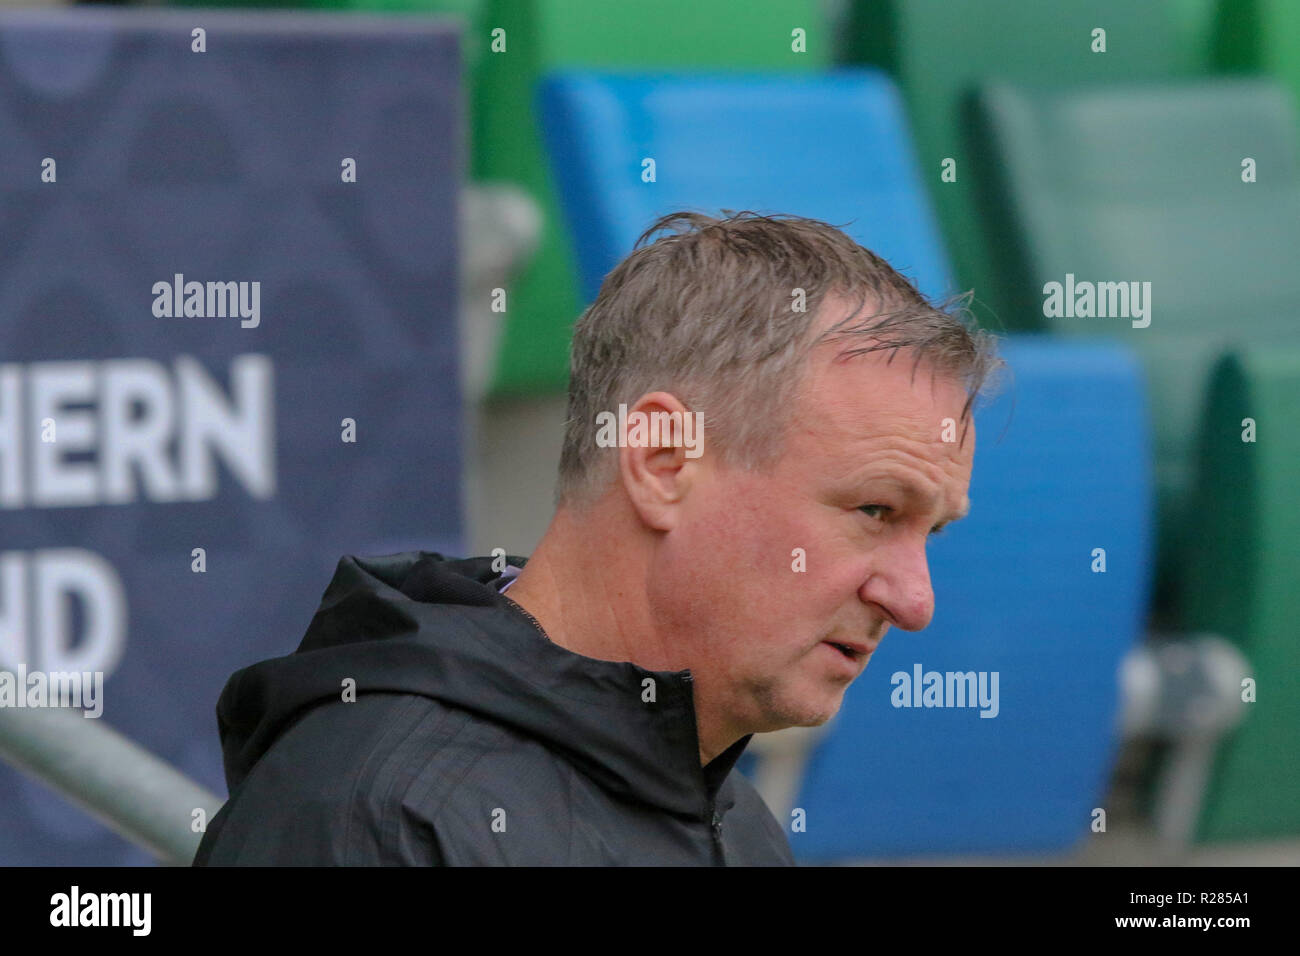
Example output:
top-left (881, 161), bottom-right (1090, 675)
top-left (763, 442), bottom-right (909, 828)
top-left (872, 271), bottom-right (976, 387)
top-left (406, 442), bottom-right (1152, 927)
top-left (226, 551), bottom-right (749, 821)
top-left (396, 552), bottom-right (748, 819)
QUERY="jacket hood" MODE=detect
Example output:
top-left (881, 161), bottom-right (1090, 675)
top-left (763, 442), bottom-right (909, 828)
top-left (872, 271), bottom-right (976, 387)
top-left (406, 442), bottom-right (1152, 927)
top-left (214, 551), bottom-right (750, 820)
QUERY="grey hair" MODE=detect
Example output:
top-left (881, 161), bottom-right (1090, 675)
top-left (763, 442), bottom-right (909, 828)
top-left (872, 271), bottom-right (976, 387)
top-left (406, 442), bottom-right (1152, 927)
top-left (555, 210), bottom-right (1004, 509)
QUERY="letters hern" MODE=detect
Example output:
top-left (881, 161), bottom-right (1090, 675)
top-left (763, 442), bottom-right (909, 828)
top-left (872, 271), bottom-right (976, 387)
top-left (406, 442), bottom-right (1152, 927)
top-left (152, 274), bottom-right (260, 328)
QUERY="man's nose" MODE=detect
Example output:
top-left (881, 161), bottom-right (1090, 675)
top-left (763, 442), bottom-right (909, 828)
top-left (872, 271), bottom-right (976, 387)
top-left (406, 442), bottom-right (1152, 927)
top-left (859, 541), bottom-right (935, 632)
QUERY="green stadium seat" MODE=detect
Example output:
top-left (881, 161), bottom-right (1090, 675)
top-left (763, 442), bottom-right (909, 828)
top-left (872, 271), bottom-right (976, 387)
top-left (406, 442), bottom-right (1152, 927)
top-left (1182, 346), bottom-right (1300, 840)
top-left (1214, 0), bottom-right (1300, 112)
top-left (968, 76), bottom-right (1300, 618)
top-left (1169, 0), bottom-right (1222, 69)
top-left (843, 0), bottom-right (1195, 329)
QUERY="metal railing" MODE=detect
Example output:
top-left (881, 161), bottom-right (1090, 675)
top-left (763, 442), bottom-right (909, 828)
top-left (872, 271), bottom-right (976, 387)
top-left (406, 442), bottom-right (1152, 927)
top-left (0, 701), bottom-right (223, 866)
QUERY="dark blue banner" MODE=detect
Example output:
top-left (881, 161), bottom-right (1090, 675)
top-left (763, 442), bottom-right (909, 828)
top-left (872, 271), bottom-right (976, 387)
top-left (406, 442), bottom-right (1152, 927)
top-left (0, 9), bottom-right (463, 864)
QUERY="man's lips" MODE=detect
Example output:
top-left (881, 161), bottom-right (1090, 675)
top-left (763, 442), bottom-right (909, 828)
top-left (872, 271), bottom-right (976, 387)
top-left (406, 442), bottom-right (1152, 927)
top-left (822, 637), bottom-right (879, 661)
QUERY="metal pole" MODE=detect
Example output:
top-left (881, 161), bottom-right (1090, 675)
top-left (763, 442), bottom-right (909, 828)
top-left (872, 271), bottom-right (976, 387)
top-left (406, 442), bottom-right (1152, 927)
top-left (0, 702), bottom-right (224, 865)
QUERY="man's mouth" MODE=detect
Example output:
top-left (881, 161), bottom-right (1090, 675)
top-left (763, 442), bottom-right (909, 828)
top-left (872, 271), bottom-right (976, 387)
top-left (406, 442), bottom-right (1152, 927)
top-left (823, 639), bottom-right (876, 661)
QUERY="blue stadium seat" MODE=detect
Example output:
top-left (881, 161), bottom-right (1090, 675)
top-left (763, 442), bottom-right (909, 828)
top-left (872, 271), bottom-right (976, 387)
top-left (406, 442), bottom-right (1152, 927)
top-left (537, 68), bottom-right (955, 305)
top-left (790, 337), bottom-right (1153, 859)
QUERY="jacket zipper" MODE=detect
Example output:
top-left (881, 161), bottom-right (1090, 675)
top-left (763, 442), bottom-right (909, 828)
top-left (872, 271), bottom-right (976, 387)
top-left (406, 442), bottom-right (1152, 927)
top-left (504, 615), bottom-right (725, 863)
top-left (684, 673), bottom-right (726, 865)
top-left (709, 801), bottom-right (726, 865)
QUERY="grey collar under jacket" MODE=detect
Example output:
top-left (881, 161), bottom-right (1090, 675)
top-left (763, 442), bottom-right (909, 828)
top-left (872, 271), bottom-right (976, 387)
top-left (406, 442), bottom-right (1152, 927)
top-left (199, 551), bottom-right (796, 865)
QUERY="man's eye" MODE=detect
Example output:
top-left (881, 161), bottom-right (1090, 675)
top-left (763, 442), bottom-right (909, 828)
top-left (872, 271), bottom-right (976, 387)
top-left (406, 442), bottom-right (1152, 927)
top-left (859, 504), bottom-right (947, 537)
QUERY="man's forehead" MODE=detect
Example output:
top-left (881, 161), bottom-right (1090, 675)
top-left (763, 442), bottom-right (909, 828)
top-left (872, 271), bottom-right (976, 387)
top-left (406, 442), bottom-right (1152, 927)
top-left (803, 348), bottom-right (972, 442)
top-left (788, 348), bottom-right (976, 504)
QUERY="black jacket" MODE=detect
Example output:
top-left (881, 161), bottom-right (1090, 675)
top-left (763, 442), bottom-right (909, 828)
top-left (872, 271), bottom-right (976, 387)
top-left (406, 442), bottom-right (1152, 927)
top-left (192, 552), bottom-right (795, 865)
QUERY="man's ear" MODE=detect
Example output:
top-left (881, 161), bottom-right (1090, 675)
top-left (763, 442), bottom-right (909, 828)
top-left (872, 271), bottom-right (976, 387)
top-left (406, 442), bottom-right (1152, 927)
top-left (617, 391), bottom-right (701, 532)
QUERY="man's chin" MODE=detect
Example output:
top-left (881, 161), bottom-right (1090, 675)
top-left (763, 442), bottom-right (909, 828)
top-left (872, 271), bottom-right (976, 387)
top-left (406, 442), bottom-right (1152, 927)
top-left (767, 694), bottom-right (845, 731)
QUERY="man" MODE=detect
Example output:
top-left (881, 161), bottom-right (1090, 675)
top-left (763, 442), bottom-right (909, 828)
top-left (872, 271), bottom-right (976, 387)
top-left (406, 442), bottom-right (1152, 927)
top-left (193, 210), bottom-right (1001, 866)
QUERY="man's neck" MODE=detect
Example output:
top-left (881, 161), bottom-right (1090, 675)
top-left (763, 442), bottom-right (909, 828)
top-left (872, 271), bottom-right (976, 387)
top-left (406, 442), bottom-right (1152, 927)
top-left (502, 505), bottom-right (738, 766)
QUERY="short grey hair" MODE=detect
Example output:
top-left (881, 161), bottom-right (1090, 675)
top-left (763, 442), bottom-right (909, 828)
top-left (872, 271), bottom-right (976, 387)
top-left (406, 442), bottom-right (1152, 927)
top-left (555, 210), bottom-right (1004, 509)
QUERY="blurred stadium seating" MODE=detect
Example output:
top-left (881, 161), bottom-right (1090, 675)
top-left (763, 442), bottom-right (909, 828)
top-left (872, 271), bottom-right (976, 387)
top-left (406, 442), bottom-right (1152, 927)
top-left (843, 0), bottom-right (1200, 329)
top-left (967, 76), bottom-right (1300, 609)
top-left (1182, 347), bottom-right (1300, 841)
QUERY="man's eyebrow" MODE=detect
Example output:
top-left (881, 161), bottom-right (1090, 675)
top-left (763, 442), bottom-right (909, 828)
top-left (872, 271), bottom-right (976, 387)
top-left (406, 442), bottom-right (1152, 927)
top-left (933, 495), bottom-right (971, 530)
top-left (864, 476), bottom-right (970, 528)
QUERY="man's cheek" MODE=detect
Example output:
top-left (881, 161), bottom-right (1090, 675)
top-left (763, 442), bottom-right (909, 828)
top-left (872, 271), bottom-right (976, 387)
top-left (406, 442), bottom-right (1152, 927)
top-left (745, 517), bottom-right (814, 577)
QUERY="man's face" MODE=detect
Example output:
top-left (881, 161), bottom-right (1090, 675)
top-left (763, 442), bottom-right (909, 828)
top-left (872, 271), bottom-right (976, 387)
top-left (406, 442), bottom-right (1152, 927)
top-left (647, 323), bottom-right (975, 738)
